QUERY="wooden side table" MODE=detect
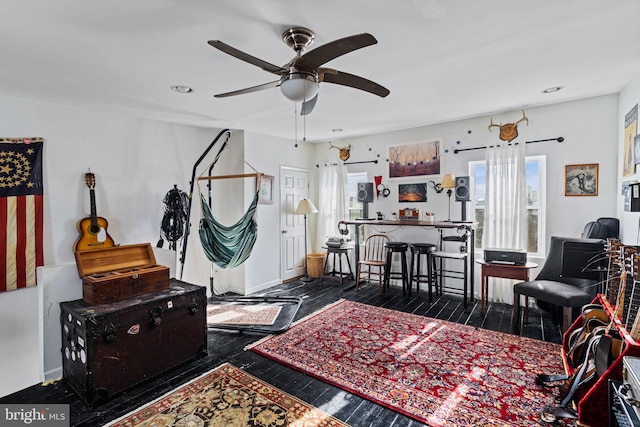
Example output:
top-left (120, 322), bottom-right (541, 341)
top-left (476, 260), bottom-right (538, 315)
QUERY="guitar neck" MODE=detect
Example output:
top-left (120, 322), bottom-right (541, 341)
top-left (629, 255), bottom-right (640, 339)
top-left (624, 279), bottom-right (640, 329)
top-left (605, 240), bottom-right (622, 301)
top-left (89, 188), bottom-right (99, 227)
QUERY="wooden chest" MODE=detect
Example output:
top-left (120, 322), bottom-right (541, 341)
top-left (60, 280), bottom-right (207, 406)
top-left (75, 243), bottom-right (170, 305)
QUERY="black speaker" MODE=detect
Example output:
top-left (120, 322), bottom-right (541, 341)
top-left (455, 176), bottom-right (471, 202)
top-left (357, 182), bottom-right (374, 203)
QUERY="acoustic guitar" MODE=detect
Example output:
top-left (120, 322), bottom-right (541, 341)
top-left (74, 171), bottom-right (115, 252)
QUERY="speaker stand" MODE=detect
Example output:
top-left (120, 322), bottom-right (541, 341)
top-left (357, 202), bottom-right (374, 220)
top-left (458, 201), bottom-right (474, 223)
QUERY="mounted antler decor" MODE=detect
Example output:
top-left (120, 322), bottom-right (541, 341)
top-left (488, 110), bottom-right (529, 142)
top-left (329, 141), bottom-right (352, 161)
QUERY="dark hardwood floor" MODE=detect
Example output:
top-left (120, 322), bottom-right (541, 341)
top-left (0, 278), bottom-right (564, 426)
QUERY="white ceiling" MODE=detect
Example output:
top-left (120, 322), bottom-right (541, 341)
top-left (2, 0), bottom-right (640, 141)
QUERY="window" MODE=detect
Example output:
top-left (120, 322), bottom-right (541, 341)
top-left (347, 172), bottom-right (367, 242)
top-left (469, 155), bottom-right (546, 256)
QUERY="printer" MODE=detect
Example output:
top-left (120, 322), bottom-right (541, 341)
top-left (484, 248), bottom-right (527, 266)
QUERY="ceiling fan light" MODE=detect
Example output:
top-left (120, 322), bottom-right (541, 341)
top-left (280, 73), bottom-right (319, 102)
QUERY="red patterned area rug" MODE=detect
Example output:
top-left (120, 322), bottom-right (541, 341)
top-left (105, 363), bottom-right (350, 427)
top-left (249, 300), bottom-right (566, 427)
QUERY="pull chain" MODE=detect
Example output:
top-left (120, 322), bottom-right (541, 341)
top-left (303, 107), bottom-right (306, 143)
top-left (294, 102), bottom-right (298, 147)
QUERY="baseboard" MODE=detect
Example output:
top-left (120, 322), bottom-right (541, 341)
top-left (44, 368), bottom-right (62, 383)
top-left (229, 279), bottom-right (283, 296)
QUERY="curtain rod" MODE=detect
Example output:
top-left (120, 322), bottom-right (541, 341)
top-left (197, 173), bottom-right (261, 181)
top-left (316, 159), bottom-right (379, 168)
top-left (345, 159), bottom-right (378, 165)
top-left (453, 137), bottom-right (564, 154)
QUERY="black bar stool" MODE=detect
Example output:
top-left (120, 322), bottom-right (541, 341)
top-left (383, 242), bottom-right (409, 295)
top-left (409, 243), bottom-right (437, 299)
top-left (432, 226), bottom-right (471, 308)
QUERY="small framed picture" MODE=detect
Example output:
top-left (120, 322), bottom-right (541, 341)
top-left (565, 164), bottom-right (598, 196)
top-left (398, 183), bottom-right (427, 202)
top-left (258, 174), bottom-right (274, 204)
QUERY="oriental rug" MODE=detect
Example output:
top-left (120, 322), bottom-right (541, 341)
top-left (207, 303), bottom-right (282, 326)
top-left (249, 300), bottom-right (566, 427)
top-left (105, 363), bottom-right (349, 427)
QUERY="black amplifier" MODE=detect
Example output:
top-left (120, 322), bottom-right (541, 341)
top-left (484, 248), bottom-right (527, 266)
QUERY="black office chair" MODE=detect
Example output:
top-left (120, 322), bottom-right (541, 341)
top-left (582, 217), bottom-right (619, 239)
top-left (513, 236), bottom-right (605, 331)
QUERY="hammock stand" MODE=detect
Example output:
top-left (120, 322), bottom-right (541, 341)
top-left (179, 129), bottom-right (302, 334)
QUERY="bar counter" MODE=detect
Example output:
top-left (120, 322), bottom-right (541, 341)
top-left (342, 219), bottom-right (476, 301)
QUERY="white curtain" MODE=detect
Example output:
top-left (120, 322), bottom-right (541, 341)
top-left (316, 164), bottom-right (349, 252)
top-left (483, 143), bottom-right (527, 303)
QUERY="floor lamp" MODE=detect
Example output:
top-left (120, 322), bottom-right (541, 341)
top-left (441, 174), bottom-right (456, 221)
top-left (295, 198), bottom-right (318, 282)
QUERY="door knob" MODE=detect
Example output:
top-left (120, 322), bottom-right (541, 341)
top-left (282, 230), bottom-right (288, 234)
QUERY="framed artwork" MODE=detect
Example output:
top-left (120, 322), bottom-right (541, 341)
top-left (623, 104), bottom-right (638, 177)
top-left (388, 139), bottom-right (441, 178)
top-left (398, 183), bottom-right (427, 202)
top-left (565, 164), bottom-right (598, 196)
top-left (258, 174), bottom-right (274, 204)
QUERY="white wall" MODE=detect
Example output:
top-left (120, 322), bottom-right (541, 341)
top-left (0, 96), bottom-right (305, 397)
top-left (617, 72), bottom-right (640, 242)
top-left (313, 95), bottom-right (619, 244)
top-left (243, 132), bottom-right (314, 294)
top-left (0, 286), bottom-right (40, 397)
top-left (311, 95), bottom-right (619, 286)
top-left (0, 96), bottom-right (214, 397)
top-left (0, 91), bottom-right (623, 398)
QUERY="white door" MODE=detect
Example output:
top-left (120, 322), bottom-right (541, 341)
top-left (280, 166), bottom-right (309, 281)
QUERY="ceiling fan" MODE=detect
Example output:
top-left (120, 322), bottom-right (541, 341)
top-left (208, 27), bottom-right (390, 115)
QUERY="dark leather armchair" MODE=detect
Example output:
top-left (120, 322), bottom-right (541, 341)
top-left (582, 217), bottom-right (619, 239)
top-left (513, 236), bottom-right (605, 330)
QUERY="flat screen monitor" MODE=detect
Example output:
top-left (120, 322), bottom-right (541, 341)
top-left (561, 240), bottom-right (606, 280)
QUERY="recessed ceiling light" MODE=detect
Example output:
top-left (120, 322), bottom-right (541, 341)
top-left (170, 85), bottom-right (193, 94)
top-left (542, 86), bottom-right (563, 94)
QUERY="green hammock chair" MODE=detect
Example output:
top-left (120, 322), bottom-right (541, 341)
top-left (198, 192), bottom-right (258, 269)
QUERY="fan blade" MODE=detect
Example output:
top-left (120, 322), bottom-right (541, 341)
top-left (322, 70), bottom-right (390, 98)
top-left (296, 33), bottom-right (377, 70)
top-left (214, 80), bottom-right (280, 98)
top-left (300, 94), bottom-right (318, 116)
top-left (208, 40), bottom-right (287, 75)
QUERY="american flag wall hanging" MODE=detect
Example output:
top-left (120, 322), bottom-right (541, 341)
top-left (0, 137), bottom-right (44, 292)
